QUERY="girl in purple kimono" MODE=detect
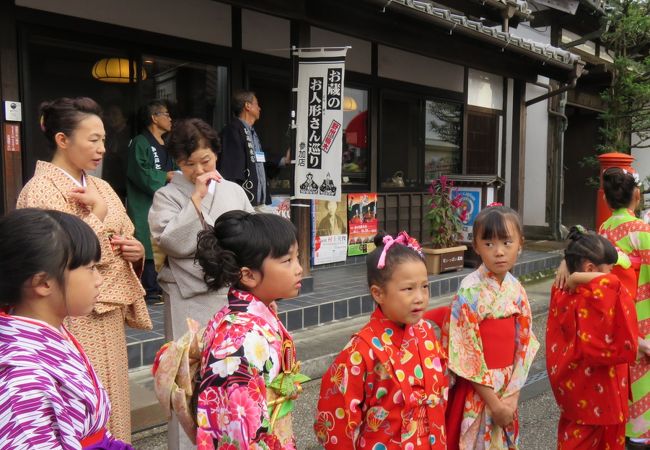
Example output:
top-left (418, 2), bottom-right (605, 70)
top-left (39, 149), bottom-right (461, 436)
top-left (0, 208), bottom-right (133, 450)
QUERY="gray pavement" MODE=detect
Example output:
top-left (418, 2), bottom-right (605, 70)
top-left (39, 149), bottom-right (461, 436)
top-left (133, 277), bottom-right (559, 449)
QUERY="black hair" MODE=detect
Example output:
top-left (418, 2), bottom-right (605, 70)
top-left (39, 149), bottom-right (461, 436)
top-left (231, 90), bottom-right (256, 116)
top-left (0, 208), bottom-right (101, 306)
top-left (564, 225), bottom-right (617, 273)
top-left (603, 167), bottom-right (639, 210)
top-left (167, 118), bottom-right (221, 162)
top-left (39, 97), bottom-right (103, 151)
top-left (138, 99), bottom-right (168, 130)
top-left (366, 231), bottom-right (425, 288)
top-left (196, 210), bottom-right (297, 290)
top-left (473, 205), bottom-right (523, 242)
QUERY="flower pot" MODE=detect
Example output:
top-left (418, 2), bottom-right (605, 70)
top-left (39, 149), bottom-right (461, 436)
top-left (422, 245), bottom-right (468, 275)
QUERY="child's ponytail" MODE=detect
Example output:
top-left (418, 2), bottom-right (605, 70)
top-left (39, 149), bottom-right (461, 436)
top-left (196, 210), bottom-right (297, 291)
top-left (564, 225), bottom-right (617, 273)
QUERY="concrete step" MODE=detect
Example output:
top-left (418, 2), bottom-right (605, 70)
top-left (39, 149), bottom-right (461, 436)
top-left (129, 275), bottom-right (556, 435)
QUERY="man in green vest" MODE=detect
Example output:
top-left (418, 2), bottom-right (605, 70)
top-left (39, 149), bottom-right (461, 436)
top-left (127, 100), bottom-right (175, 304)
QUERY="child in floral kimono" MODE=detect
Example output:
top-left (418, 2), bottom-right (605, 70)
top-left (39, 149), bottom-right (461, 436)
top-left (192, 210), bottom-right (308, 450)
top-left (446, 205), bottom-right (539, 450)
top-left (315, 231), bottom-right (449, 449)
top-left (547, 226), bottom-right (638, 449)
top-left (0, 208), bottom-right (133, 449)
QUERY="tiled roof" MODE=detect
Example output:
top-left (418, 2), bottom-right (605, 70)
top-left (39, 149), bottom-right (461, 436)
top-left (393, 0), bottom-right (581, 66)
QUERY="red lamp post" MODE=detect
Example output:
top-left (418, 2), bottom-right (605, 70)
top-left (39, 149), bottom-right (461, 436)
top-left (596, 152), bottom-right (635, 229)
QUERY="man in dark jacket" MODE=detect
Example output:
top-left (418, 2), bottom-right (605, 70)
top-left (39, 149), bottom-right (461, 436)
top-left (219, 90), bottom-right (289, 208)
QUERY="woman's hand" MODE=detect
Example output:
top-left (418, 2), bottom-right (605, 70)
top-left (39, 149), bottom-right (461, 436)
top-left (111, 236), bottom-right (145, 263)
top-left (553, 260), bottom-right (570, 291)
top-left (69, 184), bottom-right (107, 221)
top-left (191, 171), bottom-right (223, 203)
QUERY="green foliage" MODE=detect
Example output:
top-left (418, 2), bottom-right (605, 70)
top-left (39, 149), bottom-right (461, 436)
top-left (425, 176), bottom-right (466, 248)
top-left (599, 0), bottom-right (650, 153)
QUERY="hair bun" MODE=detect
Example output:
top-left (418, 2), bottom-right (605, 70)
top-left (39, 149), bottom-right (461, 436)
top-left (373, 231), bottom-right (388, 247)
top-left (567, 225), bottom-right (588, 242)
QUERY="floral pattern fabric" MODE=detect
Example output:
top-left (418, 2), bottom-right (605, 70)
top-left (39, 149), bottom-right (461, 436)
top-left (196, 289), bottom-right (297, 450)
top-left (600, 209), bottom-right (650, 439)
top-left (316, 308), bottom-right (448, 449)
top-left (446, 264), bottom-right (539, 449)
top-left (546, 275), bottom-right (638, 449)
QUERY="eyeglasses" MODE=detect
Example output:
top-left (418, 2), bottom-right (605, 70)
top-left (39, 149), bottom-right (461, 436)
top-left (154, 111), bottom-right (171, 118)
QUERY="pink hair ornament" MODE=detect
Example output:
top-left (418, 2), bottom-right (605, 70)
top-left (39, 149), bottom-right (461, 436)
top-left (487, 202), bottom-right (503, 207)
top-left (376, 231), bottom-right (423, 269)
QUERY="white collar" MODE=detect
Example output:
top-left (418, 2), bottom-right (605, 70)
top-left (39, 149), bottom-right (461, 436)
top-left (56, 166), bottom-right (86, 188)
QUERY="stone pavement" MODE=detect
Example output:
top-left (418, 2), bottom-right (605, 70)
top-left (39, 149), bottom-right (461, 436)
top-left (132, 277), bottom-right (558, 448)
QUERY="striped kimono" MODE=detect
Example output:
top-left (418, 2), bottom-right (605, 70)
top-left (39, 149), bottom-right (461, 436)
top-left (600, 208), bottom-right (650, 440)
top-left (0, 313), bottom-right (131, 449)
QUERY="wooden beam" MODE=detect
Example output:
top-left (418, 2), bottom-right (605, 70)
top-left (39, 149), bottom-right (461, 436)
top-left (0, 0), bottom-right (22, 214)
top-left (510, 80), bottom-right (526, 213)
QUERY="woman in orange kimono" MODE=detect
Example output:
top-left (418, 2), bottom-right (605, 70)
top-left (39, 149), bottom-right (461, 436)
top-left (316, 232), bottom-right (448, 449)
top-left (547, 226), bottom-right (638, 449)
top-left (16, 97), bottom-right (152, 441)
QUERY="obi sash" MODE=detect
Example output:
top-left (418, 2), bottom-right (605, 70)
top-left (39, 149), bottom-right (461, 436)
top-left (426, 307), bottom-right (516, 450)
top-left (81, 429), bottom-right (134, 450)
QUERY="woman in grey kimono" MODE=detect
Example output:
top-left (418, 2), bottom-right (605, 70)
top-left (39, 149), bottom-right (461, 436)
top-left (149, 118), bottom-right (254, 340)
top-left (148, 118), bottom-right (254, 449)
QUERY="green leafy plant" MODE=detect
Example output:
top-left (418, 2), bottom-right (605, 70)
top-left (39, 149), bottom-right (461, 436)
top-left (425, 175), bottom-right (467, 248)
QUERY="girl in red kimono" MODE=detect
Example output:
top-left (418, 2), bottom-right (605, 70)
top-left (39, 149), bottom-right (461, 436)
top-left (547, 226), bottom-right (639, 450)
top-left (315, 231), bottom-right (448, 449)
top-left (444, 205), bottom-right (539, 450)
top-left (191, 211), bottom-right (308, 449)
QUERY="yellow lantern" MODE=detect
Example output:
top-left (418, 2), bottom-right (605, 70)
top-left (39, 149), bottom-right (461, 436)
top-left (342, 96), bottom-right (358, 112)
top-left (91, 58), bottom-right (147, 83)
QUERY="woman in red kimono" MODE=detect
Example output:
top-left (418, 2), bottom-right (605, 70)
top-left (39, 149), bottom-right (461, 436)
top-left (547, 226), bottom-right (639, 449)
top-left (315, 231), bottom-right (448, 449)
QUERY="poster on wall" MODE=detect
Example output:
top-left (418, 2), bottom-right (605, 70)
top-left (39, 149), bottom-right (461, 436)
top-left (312, 195), bottom-right (348, 265)
top-left (347, 193), bottom-right (378, 256)
top-left (294, 48), bottom-right (348, 201)
top-left (268, 196), bottom-right (291, 220)
top-left (455, 187), bottom-right (482, 242)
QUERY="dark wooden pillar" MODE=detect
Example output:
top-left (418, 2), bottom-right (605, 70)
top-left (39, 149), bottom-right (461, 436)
top-left (231, 6), bottom-right (243, 92)
top-left (0, 0), bottom-right (22, 213)
top-left (290, 19), bottom-right (314, 292)
top-left (510, 79), bottom-right (526, 214)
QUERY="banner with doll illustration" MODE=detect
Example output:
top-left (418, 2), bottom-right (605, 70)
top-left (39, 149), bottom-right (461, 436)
top-left (347, 193), bottom-right (378, 256)
top-left (312, 195), bottom-right (348, 265)
top-left (294, 48), bottom-right (347, 201)
top-left (455, 187), bottom-right (481, 242)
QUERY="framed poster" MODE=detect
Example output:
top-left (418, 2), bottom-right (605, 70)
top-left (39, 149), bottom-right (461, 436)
top-left (455, 187), bottom-right (482, 242)
top-left (312, 195), bottom-right (348, 265)
top-left (347, 193), bottom-right (378, 256)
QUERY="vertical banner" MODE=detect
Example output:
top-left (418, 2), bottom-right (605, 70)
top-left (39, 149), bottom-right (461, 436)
top-left (347, 193), bottom-right (378, 256)
top-left (312, 195), bottom-right (348, 265)
top-left (294, 48), bottom-right (347, 201)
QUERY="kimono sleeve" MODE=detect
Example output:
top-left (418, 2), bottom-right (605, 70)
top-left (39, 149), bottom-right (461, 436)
top-left (196, 324), bottom-right (280, 450)
top-left (0, 367), bottom-right (73, 449)
top-left (148, 187), bottom-right (215, 259)
top-left (315, 336), bottom-right (368, 449)
top-left (126, 136), bottom-right (167, 195)
top-left (505, 285), bottom-right (540, 395)
top-left (575, 275), bottom-right (638, 366)
top-left (447, 288), bottom-right (492, 386)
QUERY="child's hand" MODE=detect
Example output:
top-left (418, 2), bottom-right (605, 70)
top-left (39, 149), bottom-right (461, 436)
top-left (501, 392), bottom-right (519, 413)
top-left (489, 400), bottom-right (515, 428)
top-left (638, 337), bottom-right (650, 360)
top-left (554, 260), bottom-right (570, 290)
